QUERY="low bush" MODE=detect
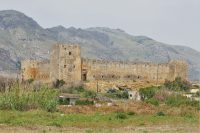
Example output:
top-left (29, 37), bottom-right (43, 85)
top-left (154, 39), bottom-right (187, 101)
top-left (165, 94), bottom-right (199, 108)
top-left (185, 100), bottom-right (199, 107)
top-left (105, 90), bottom-right (129, 99)
top-left (156, 111), bottom-right (165, 116)
top-left (75, 100), bottom-right (94, 105)
top-left (164, 77), bottom-right (191, 91)
top-left (58, 98), bottom-right (69, 105)
top-left (61, 86), bottom-right (85, 94)
top-left (115, 91), bottom-right (129, 99)
top-left (146, 98), bottom-right (159, 106)
top-left (0, 84), bottom-right (58, 112)
top-left (83, 90), bottom-right (97, 99)
top-left (196, 91), bottom-right (200, 97)
top-left (139, 86), bottom-right (159, 101)
top-left (127, 111), bottom-right (136, 116)
top-left (153, 89), bottom-right (170, 102)
top-left (115, 112), bottom-right (127, 119)
top-left (27, 78), bottom-right (34, 84)
top-left (53, 79), bottom-right (65, 88)
top-left (75, 86), bottom-right (85, 92)
top-left (165, 94), bottom-right (187, 107)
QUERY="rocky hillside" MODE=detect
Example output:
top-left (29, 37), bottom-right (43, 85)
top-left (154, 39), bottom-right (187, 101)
top-left (0, 10), bottom-right (199, 81)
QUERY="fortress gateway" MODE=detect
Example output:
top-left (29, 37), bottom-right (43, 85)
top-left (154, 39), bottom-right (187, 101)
top-left (21, 44), bottom-right (188, 84)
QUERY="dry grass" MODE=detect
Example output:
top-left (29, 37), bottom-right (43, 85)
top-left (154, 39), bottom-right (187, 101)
top-left (58, 101), bottom-right (155, 114)
top-left (0, 124), bottom-right (200, 133)
top-left (58, 101), bottom-right (199, 116)
top-left (84, 80), bottom-right (163, 92)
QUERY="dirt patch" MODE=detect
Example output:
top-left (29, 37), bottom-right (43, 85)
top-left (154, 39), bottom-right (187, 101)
top-left (58, 101), bottom-right (158, 114)
top-left (0, 124), bottom-right (199, 133)
top-left (58, 101), bottom-right (199, 116)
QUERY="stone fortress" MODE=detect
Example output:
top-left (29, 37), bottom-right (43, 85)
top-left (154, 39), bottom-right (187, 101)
top-left (21, 44), bottom-right (188, 87)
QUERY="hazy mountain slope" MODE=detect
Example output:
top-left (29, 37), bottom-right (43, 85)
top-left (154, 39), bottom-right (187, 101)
top-left (0, 10), bottom-right (199, 81)
top-left (0, 10), bottom-right (55, 61)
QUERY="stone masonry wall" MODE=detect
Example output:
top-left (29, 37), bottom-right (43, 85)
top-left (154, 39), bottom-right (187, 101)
top-left (50, 44), bottom-right (81, 83)
top-left (81, 59), bottom-right (182, 82)
top-left (21, 44), bottom-right (188, 85)
top-left (21, 60), bottom-right (50, 83)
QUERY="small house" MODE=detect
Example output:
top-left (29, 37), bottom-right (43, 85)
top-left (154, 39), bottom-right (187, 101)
top-left (128, 90), bottom-right (141, 101)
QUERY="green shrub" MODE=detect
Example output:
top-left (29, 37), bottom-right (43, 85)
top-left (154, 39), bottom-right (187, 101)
top-left (127, 111), bottom-right (136, 116)
top-left (196, 91), bottom-right (200, 96)
top-left (115, 91), bottom-right (129, 99)
top-left (105, 90), bottom-right (129, 99)
top-left (195, 106), bottom-right (200, 110)
top-left (53, 79), bottom-right (65, 88)
top-left (75, 100), bottom-right (94, 105)
top-left (61, 86), bottom-right (85, 94)
top-left (83, 90), bottom-right (97, 99)
top-left (121, 91), bottom-right (129, 99)
top-left (153, 89), bottom-right (170, 102)
top-left (156, 111), bottom-right (165, 116)
top-left (165, 94), bottom-right (187, 107)
top-left (185, 100), bottom-right (199, 107)
top-left (164, 77), bottom-right (191, 91)
top-left (27, 79), bottom-right (34, 84)
top-left (75, 86), bottom-right (85, 92)
top-left (139, 86), bottom-right (158, 101)
top-left (58, 98), bottom-right (70, 105)
top-left (165, 94), bottom-right (199, 108)
top-left (0, 85), bottom-right (58, 112)
top-left (34, 87), bottom-right (58, 112)
top-left (115, 112), bottom-right (127, 119)
top-left (146, 98), bottom-right (159, 106)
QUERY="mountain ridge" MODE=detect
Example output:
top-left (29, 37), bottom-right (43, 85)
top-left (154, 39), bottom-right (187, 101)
top-left (0, 10), bottom-right (199, 81)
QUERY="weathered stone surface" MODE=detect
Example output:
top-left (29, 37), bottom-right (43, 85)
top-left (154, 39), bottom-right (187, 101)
top-left (21, 44), bottom-right (188, 87)
top-left (50, 44), bottom-right (81, 83)
top-left (21, 60), bottom-right (50, 83)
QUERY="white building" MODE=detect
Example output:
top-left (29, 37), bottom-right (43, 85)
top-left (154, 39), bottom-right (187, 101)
top-left (128, 90), bottom-right (141, 101)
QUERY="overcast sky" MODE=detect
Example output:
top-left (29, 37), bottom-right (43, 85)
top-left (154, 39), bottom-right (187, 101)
top-left (0, 0), bottom-right (199, 51)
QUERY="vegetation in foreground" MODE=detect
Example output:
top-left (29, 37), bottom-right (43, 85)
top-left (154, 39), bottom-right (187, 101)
top-left (0, 82), bottom-right (58, 112)
top-left (0, 110), bottom-right (198, 128)
top-left (139, 78), bottom-right (200, 109)
top-left (0, 77), bottom-right (199, 129)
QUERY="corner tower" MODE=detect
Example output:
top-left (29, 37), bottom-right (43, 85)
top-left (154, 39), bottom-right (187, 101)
top-left (168, 60), bottom-right (188, 80)
top-left (50, 44), bottom-right (81, 83)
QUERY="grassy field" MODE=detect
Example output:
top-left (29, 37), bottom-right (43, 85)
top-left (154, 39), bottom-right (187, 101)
top-left (0, 80), bottom-right (199, 132)
top-left (0, 110), bottom-right (199, 133)
top-left (0, 110), bottom-right (199, 127)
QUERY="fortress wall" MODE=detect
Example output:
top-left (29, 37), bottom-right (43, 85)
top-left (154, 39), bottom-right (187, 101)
top-left (21, 44), bottom-right (188, 85)
top-left (21, 60), bottom-right (50, 82)
top-left (50, 45), bottom-right (60, 82)
top-left (82, 59), bottom-right (171, 82)
top-left (50, 44), bottom-right (82, 83)
top-left (168, 60), bottom-right (188, 80)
